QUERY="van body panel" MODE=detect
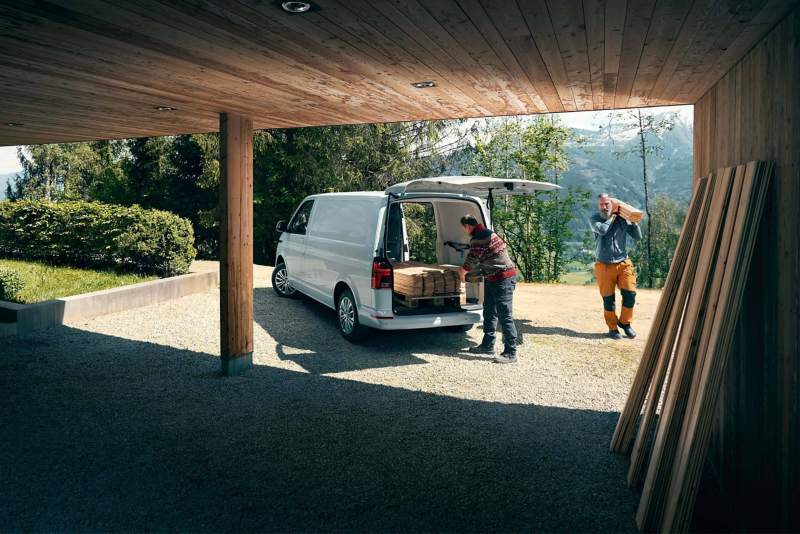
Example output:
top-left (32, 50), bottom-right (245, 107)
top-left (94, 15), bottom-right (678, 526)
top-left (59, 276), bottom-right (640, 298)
top-left (302, 195), bottom-right (382, 308)
top-left (275, 186), bottom-right (496, 332)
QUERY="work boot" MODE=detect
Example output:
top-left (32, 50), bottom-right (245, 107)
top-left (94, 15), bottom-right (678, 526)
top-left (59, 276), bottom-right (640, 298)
top-left (609, 329), bottom-right (623, 340)
top-left (494, 351), bottom-right (517, 364)
top-left (620, 323), bottom-right (636, 339)
top-left (468, 344), bottom-right (495, 354)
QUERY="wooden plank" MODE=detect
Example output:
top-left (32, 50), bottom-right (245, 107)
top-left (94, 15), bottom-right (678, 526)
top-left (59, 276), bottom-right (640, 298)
top-left (39, 0), bottom-right (424, 121)
top-left (603, 0), bottom-right (627, 109)
top-left (636, 165), bottom-right (735, 531)
top-left (657, 0), bottom-right (747, 105)
top-left (219, 113), bottom-right (254, 369)
top-left (477, 0), bottom-right (567, 111)
top-left (404, 0), bottom-right (542, 114)
top-left (514, 0), bottom-right (580, 110)
top-left (683, 0), bottom-right (798, 103)
top-left (545, 0), bottom-right (594, 110)
top-left (453, 0), bottom-right (551, 111)
top-left (672, 0), bottom-right (769, 103)
top-left (613, 0), bottom-right (657, 109)
top-left (662, 163), bottom-right (772, 533)
top-left (647, 0), bottom-right (720, 106)
top-left (628, 0), bottom-right (695, 106)
top-left (584, 0), bottom-right (606, 110)
top-left (619, 175), bottom-right (711, 480)
top-left (341, 0), bottom-right (508, 115)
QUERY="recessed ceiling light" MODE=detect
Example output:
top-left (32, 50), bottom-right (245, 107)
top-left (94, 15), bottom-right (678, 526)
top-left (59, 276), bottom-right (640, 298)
top-left (155, 106), bottom-right (175, 111)
top-left (5, 122), bottom-right (23, 126)
top-left (281, 1), bottom-right (312, 13)
top-left (412, 82), bottom-right (436, 88)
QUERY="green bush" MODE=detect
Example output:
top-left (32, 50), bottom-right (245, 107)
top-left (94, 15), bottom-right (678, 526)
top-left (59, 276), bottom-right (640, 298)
top-left (0, 266), bottom-right (25, 301)
top-left (0, 200), bottom-right (196, 276)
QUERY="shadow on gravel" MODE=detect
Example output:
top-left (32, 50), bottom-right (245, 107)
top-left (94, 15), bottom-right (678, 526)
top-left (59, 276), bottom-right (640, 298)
top-left (255, 288), bottom-right (489, 373)
top-left (1, 324), bottom-right (646, 533)
top-left (515, 318), bottom-right (610, 341)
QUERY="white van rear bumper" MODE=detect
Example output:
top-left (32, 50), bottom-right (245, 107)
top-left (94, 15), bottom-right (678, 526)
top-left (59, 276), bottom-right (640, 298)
top-left (359, 307), bottom-right (483, 330)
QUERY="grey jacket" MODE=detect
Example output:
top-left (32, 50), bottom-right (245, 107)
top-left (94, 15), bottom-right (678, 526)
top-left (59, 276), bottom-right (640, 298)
top-left (590, 212), bottom-right (643, 263)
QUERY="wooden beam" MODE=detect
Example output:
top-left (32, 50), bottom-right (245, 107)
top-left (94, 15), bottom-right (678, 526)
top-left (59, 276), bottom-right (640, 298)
top-left (219, 112), bottom-right (254, 376)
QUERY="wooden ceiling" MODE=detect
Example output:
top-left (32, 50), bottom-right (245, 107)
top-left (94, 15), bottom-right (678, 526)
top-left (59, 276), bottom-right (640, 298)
top-left (0, 0), bottom-right (796, 146)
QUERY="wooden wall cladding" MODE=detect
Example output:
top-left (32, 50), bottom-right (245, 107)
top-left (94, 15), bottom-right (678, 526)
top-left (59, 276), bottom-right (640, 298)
top-left (0, 0), bottom-right (797, 146)
top-left (693, 6), bottom-right (799, 531)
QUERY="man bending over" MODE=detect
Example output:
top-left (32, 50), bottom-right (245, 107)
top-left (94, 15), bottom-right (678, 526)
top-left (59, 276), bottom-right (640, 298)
top-left (459, 214), bottom-right (518, 364)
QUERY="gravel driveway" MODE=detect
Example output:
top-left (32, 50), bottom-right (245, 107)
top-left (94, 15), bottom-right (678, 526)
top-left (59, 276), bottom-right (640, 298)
top-left (1, 263), bottom-right (719, 532)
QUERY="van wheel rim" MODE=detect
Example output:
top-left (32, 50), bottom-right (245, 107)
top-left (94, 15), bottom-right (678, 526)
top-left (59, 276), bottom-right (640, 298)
top-left (275, 268), bottom-right (294, 295)
top-left (339, 297), bottom-right (355, 334)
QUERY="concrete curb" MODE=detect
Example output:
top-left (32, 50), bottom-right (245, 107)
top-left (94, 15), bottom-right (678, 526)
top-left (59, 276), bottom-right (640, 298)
top-left (0, 271), bottom-right (218, 337)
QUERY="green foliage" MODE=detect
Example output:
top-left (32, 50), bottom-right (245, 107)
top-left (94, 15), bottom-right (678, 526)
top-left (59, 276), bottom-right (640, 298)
top-left (465, 116), bottom-right (591, 282)
top-left (114, 207), bottom-right (196, 275)
top-left (0, 200), bottom-right (195, 276)
top-left (629, 194), bottom-right (687, 289)
top-left (403, 203), bottom-right (437, 264)
top-left (0, 257), bottom-right (155, 304)
top-left (604, 109), bottom-right (676, 288)
top-left (0, 266), bottom-right (25, 301)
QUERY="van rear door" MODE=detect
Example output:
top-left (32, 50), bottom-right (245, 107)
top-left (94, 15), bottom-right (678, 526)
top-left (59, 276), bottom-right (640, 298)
top-left (385, 176), bottom-right (560, 197)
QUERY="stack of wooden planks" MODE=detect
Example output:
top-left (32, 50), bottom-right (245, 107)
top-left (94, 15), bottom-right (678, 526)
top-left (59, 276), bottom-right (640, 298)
top-left (611, 198), bottom-right (644, 223)
top-left (391, 261), bottom-right (462, 297)
top-left (610, 161), bottom-right (773, 533)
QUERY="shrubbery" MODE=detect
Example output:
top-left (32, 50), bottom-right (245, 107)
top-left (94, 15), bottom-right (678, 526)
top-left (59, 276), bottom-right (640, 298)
top-left (0, 266), bottom-right (25, 301)
top-left (0, 201), bottom-right (196, 276)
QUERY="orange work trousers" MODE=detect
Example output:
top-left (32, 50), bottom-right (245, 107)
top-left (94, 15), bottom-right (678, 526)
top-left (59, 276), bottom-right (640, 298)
top-left (595, 259), bottom-right (637, 330)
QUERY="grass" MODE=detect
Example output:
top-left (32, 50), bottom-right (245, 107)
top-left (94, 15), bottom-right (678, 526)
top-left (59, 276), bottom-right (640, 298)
top-left (0, 258), bottom-right (157, 304)
top-left (559, 261), bottom-right (597, 286)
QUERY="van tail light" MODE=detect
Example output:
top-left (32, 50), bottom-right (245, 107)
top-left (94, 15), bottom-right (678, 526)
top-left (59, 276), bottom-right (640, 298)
top-left (372, 258), bottom-right (393, 290)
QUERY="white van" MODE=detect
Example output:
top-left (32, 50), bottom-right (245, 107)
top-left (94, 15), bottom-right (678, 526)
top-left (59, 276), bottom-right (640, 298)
top-left (273, 176), bottom-right (558, 341)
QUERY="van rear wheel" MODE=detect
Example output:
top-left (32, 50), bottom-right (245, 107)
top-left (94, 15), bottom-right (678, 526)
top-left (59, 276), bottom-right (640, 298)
top-left (272, 262), bottom-right (299, 299)
top-left (337, 288), bottom-right (371, 342)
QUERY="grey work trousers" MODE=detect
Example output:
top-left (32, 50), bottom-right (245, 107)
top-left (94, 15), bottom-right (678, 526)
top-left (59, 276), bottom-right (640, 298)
top-left (481, 275), bottom-right (518, 354)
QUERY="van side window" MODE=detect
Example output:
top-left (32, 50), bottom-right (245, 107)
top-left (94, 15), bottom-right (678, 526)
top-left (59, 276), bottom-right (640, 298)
top-left (309, 199), bottom-right (373, 245)
top-left (289, 201), bottom-right (314, 235)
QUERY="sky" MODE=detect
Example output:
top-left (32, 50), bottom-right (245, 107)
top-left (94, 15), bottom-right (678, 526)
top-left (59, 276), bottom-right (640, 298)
top-left (0, 105), bottom-right (692, 175)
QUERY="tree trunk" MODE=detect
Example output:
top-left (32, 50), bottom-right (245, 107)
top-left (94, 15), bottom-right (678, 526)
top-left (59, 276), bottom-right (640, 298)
top-left (638, 110), bottom-right (653, 288)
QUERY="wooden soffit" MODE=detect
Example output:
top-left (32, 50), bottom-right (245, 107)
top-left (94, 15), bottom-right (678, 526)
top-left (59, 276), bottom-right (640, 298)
top-left (1, 0), bottom-right (797, 145)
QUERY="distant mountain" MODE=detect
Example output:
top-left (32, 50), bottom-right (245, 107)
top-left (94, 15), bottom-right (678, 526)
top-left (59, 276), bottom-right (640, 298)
top-left (444, 109), bottom-right (694, 237)
top-left (0, 172), bottom-right (21, 201)
top-left (561, 108), bottom-right (694, 234)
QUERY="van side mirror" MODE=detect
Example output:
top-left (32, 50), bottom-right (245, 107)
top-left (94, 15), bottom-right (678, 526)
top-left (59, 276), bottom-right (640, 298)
top-left (276, 220), bottom-right (288, 233)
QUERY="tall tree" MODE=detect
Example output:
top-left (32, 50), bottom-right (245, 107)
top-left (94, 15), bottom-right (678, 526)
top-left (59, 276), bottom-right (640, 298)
top-left (7, 144), bottom-right (93, 201)
top-left (604, 109), bottom-right (675, 288)
top-left (465, 116), bottom-right (590, 282)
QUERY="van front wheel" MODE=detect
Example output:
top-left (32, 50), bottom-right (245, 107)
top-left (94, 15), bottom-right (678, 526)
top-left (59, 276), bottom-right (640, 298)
top-left (337, 289), bottom-right (371, 342)
top-left (272, 262), bottom-right (298, 299)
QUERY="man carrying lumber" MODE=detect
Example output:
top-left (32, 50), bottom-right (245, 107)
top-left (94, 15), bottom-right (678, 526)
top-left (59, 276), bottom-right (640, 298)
top-left (459, 214), bottom-right (518, 364)
top-left (591, 193), bottom-right (642, 340)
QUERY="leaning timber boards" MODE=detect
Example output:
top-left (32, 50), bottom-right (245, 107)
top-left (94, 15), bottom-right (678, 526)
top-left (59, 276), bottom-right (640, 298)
top-left (657, 163), bottom-right (749, 526)
top-left (626, 174), bottom-right (714, 485)
top-left (636, 166), bottom-right (736, 531)
top-left (611, 175), bottom-right (710, 452)
top-left (662, 162), bottom-right (773, 533)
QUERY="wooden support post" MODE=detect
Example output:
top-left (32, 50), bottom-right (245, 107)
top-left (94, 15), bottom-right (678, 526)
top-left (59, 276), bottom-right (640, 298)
top-left (219, 112), bottom-right (254, 376)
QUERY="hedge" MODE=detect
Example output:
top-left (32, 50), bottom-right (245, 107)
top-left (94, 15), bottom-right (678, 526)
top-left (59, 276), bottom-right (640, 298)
top-left (0, 200), bottom-right (196, 276)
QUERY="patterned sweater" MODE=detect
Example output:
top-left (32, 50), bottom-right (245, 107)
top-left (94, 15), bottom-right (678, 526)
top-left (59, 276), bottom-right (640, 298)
top-left (462, 224), bottom-right (517, 282)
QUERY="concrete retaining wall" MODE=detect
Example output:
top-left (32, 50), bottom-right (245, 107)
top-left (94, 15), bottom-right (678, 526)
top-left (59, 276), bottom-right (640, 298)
top-left (0, 271), bottom-right (218, 337)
